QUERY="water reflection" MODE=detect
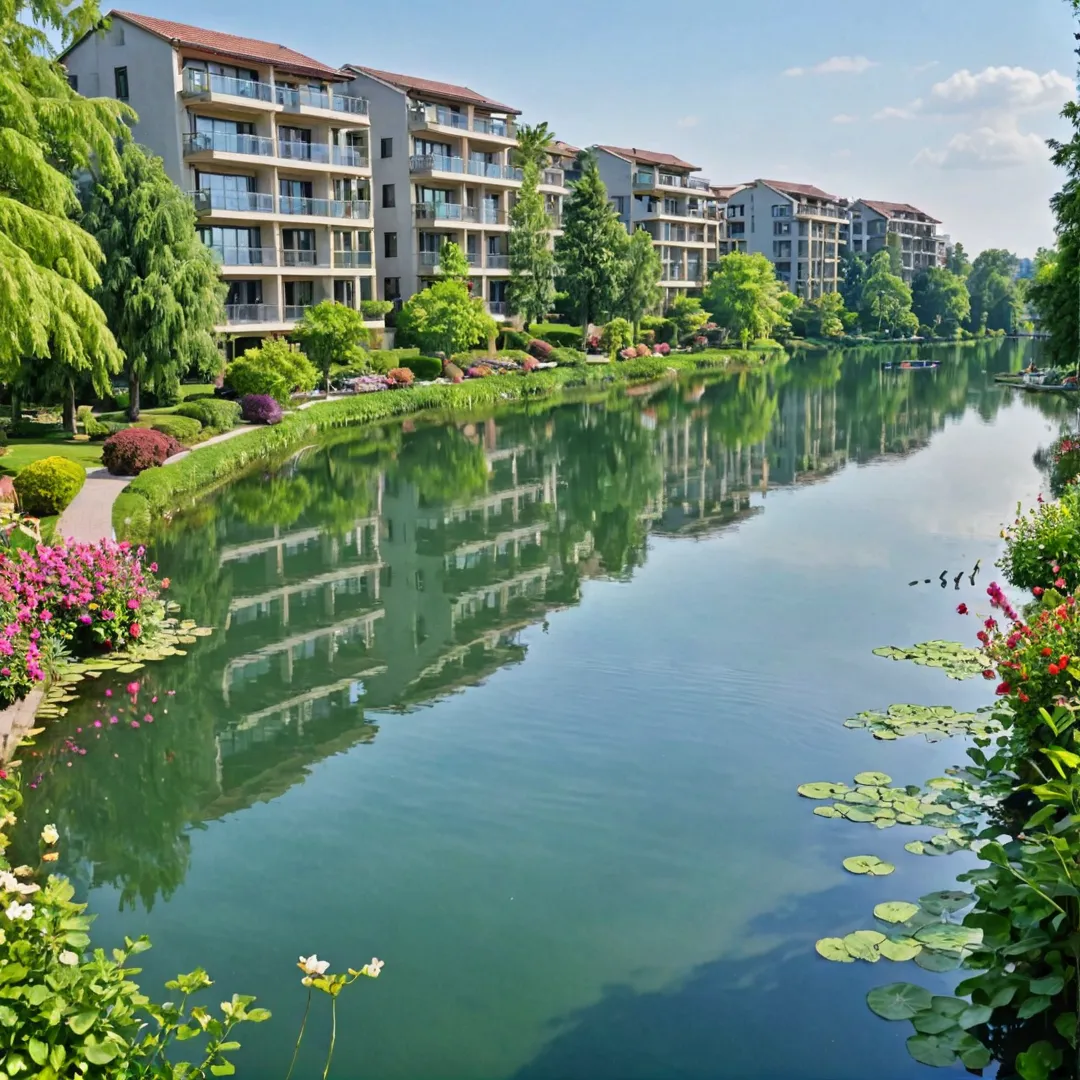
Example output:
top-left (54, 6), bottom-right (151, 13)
top-left (19, 341), bottom-right (1049, 912)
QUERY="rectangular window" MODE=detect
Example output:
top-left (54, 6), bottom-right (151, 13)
top-left (384, 277), bottom-right (401, 300)
top-left (384, 232), bottom-right (397, 258)
top-left (66, 73), bottom-right (78, 92)
top-left (380, 136), bottom-right (393, 159)
top-left (726, 204), bottom-right (744, 219)
top-left (382, 184), bottom-right (395, 209)
top-left (334, 279), bottom-right (355, 306)
top-left (114, 66), bottom-right (129, 100)
top-left (771, 204), bottom-right (791, 218)
top-left (773, 221), bottom-right (791, 236)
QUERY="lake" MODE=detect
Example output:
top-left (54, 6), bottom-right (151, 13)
top-left (20, 340), bottom-right (1070, 1078)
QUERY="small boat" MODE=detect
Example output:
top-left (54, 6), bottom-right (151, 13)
top-left (881, 360), bottom-right (940, 371)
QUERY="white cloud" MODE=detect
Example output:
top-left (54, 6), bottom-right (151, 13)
top-left (914, 125), bottom-right (1048, 169)
top-left (784, 55), bottom-right (877, 78)
top-left (926, 66), bottom-right (1073, 114)
top-left (874, 104), bottom-right (919, 121)
top-left (832, 113), bottom-right (859, 124)
top-left (676, 115), bottom-right (699, 129)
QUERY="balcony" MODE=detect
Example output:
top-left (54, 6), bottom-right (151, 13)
top-left (486, 254), bottom-right (510, 269)
top-left (280, 195), bottom-right (329, 216)
top-left (419, 251), bottom-right (440, 267)
top-left (181, 69), bottom-right (273, 104)
top-left (332, 146), bottom-right (369, 168)
top-left (189, 190), bottom-right (274, 214)
top-left (280, 249), bottom-right (329, 267)
top-left (541, 169), bottom-right (565, 188)
top-left (331, 199), bottom-right (371, 219)
top-left (467, 160), bottom-right (523, 182)
top-left (486, 301), bottom-right (508, 316)
top-left (276, 86), bottom-right (369, 116)
top-left (409, 106), bottom-right (514, 139)
top-left (410, 153), bottom-right (465, 175)
top-left (207, 245), bottom-right (278, 266)
top-left (413, 202), bottom-right (479, 223)
top-left (795, 202), bottom-right (847, 220)
top-left (284, 304), bottom-right (312, 321)
top-left (224, 304), bottom-right (279, 324)
top-left (333, 250), bottom-right (372, 268)
top-left (183, 131), bottom-right (273, 157)
top-left (479, 208), bottom-right (507, 226)
top-left (278, 140), bottom-right (330, 164)
top-left (636, 171), bottom-right (712, 191)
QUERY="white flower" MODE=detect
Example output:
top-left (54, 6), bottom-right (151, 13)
top-left (0, 872), bottom-right (16, 892)
top-left (362, 957), bottom-right (384, 978)
top-left (58, 950), bottom-right (79, 966)
top-left (12, 882), bottom-right (38, 896)
top-left (4, 901), bottom-right (32, 921)
top-left (41, 825), bottom-right (58, 846)
top-left (11, 866), bottom-right (32, 878)
top-left (298, 954), bottom-right (330, 977)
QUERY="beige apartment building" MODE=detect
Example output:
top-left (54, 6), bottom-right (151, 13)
top-left (593, 147), bottom-right (721, 304)
top-left (849, 200), bottom-right (947, 282)
top-left (344, 67), bottom-right (568, 317)
top-left (60, 11), bottom-right (377, 351)
top-left (722, 180), bottom-right (848, 298)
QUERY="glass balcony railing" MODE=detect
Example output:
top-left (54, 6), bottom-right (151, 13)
top-left (409, 105), bottom-right (469, 130)
top-left (472, 116), bottom-right (511, 138)
top-left (280, 249), bottom-right (322, 267)
top-left (276, 86), bottom-right (369, 115)
top-left (183, 131), bottom-right (274, 157)
top-left (479, 208), bottom-right (506, 225)
top-left (206, 245), bottom-right (278, 266)
top-left (277, 140), bottom-right (330, 163)
top-left (467, 160), bottom-right (523, 181)
top-left (419, 252), bottom-right (440, 267)
top-left (284, 304), bottom-right (312, 321)
top-left (486, 301), bottom-right (507, 316)
top-left (413, 202), bottom-right (479, 222)
top-left (466, 252), bottom-right (481, 266)
top-left (410, 154), bottom-right (465, 174)
top-left (332, 146), bottom-right (369, 168)
top-left (189, 189), bottom-right (274, 214)
top-left (541, 169), bottom-right (565, 187)
top-left (280, 196), bottom-right (329, 216)
top-left (182, 69), bottom-right (273, 102)
top-left (224, 304), bottom-right (279, 324)
top-left (333, 250), bottom-right (372, 268)
top-left (330, 199), bottom-right (371, 219)
top-left (486, 254), bottom-right (510, 269)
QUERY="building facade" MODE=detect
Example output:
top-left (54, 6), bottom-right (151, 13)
top-left (592, 147), bottom-right (721, 305)
top-left (61, 10), bottom-right (378, 351)
top-left (344, 66), bottom-right (567, 317)
top-left (849, 200), bottom-right (946, 282)
top-left (721, 180), bottom-right (847, 298)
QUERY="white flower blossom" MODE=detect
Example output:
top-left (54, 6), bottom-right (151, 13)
top-left (362, 957), bottom-right (384, 978)
top-left (298, 954), bottom-right (329, 977)
top-left (58, 950), bottom-right (79, 966)
top-left (0, 872), bottom-right (16, 892)
top-left (40, 824), bottom-right (58, 846)
top-left (4, 901), bottom-right (32, 921)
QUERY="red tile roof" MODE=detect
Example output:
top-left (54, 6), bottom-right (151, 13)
top-left (347, 66), bottom-right (519, 114)
top-left (595, 145), bottom-right (701, 172)
top-left (96, 11), bottom-right (348, 80)
top-left (761, 179), bottom-right (843, 203)
top-left (710, 184), bottom-right (744, 200)
top-left (552, 140), bottom-right (582, 157)
top-left (859, 199), bottom-right (941, 224)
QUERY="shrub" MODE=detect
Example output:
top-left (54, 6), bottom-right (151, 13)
top-left (240, 394), bottom-right (283, 425)
top-left (498, 329), bottom-right (531, 351)
top-left (77, 406), bottom-right (121, 441)
top-left (640, 329), bottom-right (656, 346)
top-left (102, 429), bottom-right (184, 476)
top-left (225, 339), bottom-right (318, 404)
top-left (917, 324), bottom-right (935, 339)
top-left (641, 315), bottom-right (676, 345)
top-left (360, 299), bottom-right (394, 320)
top-left (527, 338), bottom-right (554, 361)
top-left (467, 365), bottom-right (494, 378)
top-left (550, 347), bottom-right (587, 367)
top-left (444, 362), bottom-right (464, 384)
top-left (619, 347), bottom-right (637, 360)
top-left (601, 318), bottom-right (634, 356)
top-left (528, 323), bottom-right (583, 349)
top-left (13, 456), bottom-right (86, 516)
top-left (523, 357), bottom-right (541, 373)
top-left (175, 398), bottom-right (241, 432)
top-left (635, 343), bottom-right (651, 357)
top-left (387, 367), bottom-right (415, 387)
top-left (369, 348), bottom-right (420, 375)
top-left (404, 355), bottom-right (443, 381)
top-left (149, 415), bottom-right (202, 444)
top-left (656, 342), bottom-right (671, 356)
top-left (8, 420), bottom-right (59, 439)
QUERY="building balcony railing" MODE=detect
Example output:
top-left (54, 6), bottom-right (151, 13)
top-left (479, 208), bottom-right (507, 225)
top-left (413, 202), bottom-right (477, 222)
top-left (277, 140), bottom-right (330, 163)
top-left (333, 250), bottom-right (372, 268)
top-left (547, 212), bottom-right (562, 228)
top-left (410, 153), bottom-right (465, 174)
top-left (635, 171), bottom-right (712, 191)
top-left (486, 301), bottom-right (507, 315)
top-left (280, 249), bottom-right (328, 267)
top-left (486, 254), bottom-right (510, 269)
top-left (331, 199), bottom-right (371, 219)
top-left (181, 69), bottom-right (273, 102)
top-left (419, 252), bottom-right (440, 267)
top-left (183, 131), bottom-right (274, 157)
top-left (207, 245), bottom-right (278, 266)
top-left (472, 116), bottom-right (513, 138)
top-left (276, 86), bottom-right (369, 115)
top-left (795, 202), bottom-right (846, 220)
top-left (280, 195), bottom-right (329, 216)
top-left (284, 304), bottom-right (312, 321)
top-left (541, 168), bottom-right (565, 187)
top-left (467, 160), bottom-right (523, 181)
top-left (189, 189), bottom-right (275, 214)
top-left (408, 105), bottom-right (515, 138)
top-left (332, 146), bottom-right (369, 168)
top-left (224, 304), bottom-right (279, 323)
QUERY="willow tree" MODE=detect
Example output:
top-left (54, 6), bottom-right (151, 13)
top-left (81, 141), bottom-right (225, 419)
top-left (1, 0), bottom-right (132, 419)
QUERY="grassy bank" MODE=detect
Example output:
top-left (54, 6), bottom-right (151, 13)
top-left (113, 351), bottom-right (771, 541)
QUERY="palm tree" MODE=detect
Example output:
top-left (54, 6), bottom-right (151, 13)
top-left (513, 122), bottom-right (555, 170)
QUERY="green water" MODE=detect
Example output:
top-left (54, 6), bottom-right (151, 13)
top-left (22, 341), bottom-right (1070, 1078)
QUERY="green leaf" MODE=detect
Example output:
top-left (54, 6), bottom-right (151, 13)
top-left (963, 912), bottom-right (1011, 948)
top-left (68, 1010), bottom-right (98, 1035)
top-left (878, 938), bottom-right (922, 962)
top-left (81, 1039), bottom-right (118, 1065)
top-left (815, 938), bottom-right (853, 963)
top-left (906, 1034), bottom-right (958, 1067)
top-left (843, 931), bottom-right (885, 962)
top-left (918, 890), bottom-right (973, 915)
top-left (1029, 974), bottom-right (1064, 996)
top-left (866, 982), bottom-right (933, 1020)
top-left (1016, 1040), bottom-right (1062, 1080)
top-left (27, 1041), bottom-right (46, 1067)
top-left (913, 949), bottom-right (960, 973)
top-left (957, 1004), bottom-right (993, 1029)
top-left (797, 782), bottom-right (850, 800)
top-left (874, 902), bottom-right (920, 924)
top-left (854, 771), bottom-right (893, 785)
top-left (904, 841), bottom-right (925, 855)
top-left (1018, 995), bottom-right (1052, 1019)
top-left (914, 924), bottom-right (983, 952)
top-left (210, 1065), bottom-right (235, 1077)
top-left (1055, 1012), bottom-right (1077, 1046)
top-left (912, 1011), bottom-right (957, 1035)
top-left (812, 806), bottom-right (842, 819)
top-left (842, 855), bottom-right (895, 876)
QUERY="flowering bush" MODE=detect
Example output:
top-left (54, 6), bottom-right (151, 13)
top-left (12, 457), bottom-right (86, 516)
top-left (240, 394), bottom-right (284, 425)
top-left (998, 492), bottom-right (1080, 593)
top-left (656, 342), bottom-right (671, 356)
top-left (526, 339), bottom-right (553, 361)
top-left (387, 367), bottom-right (415, 387)
top-left (523, 357), bottom-right (540, 373)
top-left (635, 343), bottom-right (651, 357)
top-left (102, 429), bottom-right (184, 476)
top-left (586, 334), bottom-right (602, 353)
top-left (618, 347), bottom-right (637, 361)
top-left (466, 365), bottom-right (494, 378)
top-left (1049, 433), bottom-right (1080, 497)
top-left (348, 375), bottom-right (391, 394)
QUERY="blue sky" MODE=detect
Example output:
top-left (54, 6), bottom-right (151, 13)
top-left (100, 0), bottom-right (1077, 255)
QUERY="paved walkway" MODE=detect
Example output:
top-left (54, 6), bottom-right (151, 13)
top-left (57, 424), bottom-right (261, 543)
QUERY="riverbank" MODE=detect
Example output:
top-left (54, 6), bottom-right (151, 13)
top-left (110, 351), bottom-right (775, 543)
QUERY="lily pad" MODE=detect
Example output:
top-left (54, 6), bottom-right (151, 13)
top-left (913, 950), bottom-right (961, 973)
top-left (844, 931), bottom-right (885, 962)
top-left (845, 808), bottom-right (878, 823)
top-left (798, 782), bottom-right (850, 800)
top-left (866, 982), bottom-right (934, 1021)
top-left (854, 771), bottom-right (893, 785)
top-left (919, 890), bottom-right (973, 916)
top-left (914, 925), bottom-right (983, 952)
top-left (873, 641), bottom-right (992, 680)
top-left (843, 856), bottom-right (895, 876)
top-left (904, 841), bottom-right (926, 855)
top-left (874, 902), bottom-right (920, 924)
top-left (815, 938), bottom-right (854, 963)
top-left (879, 938), bottom-right (923, 962)
top-left (813, 806), bottom-right (842, 819)
top-left (906, 1034), bottom-right (958, 1067)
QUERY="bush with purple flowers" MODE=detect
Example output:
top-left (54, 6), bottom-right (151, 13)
top-left (240, 394), bottom-right (283, 425)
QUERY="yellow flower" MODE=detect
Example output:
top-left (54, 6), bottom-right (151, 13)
top-left (41, 824), bottom-right (58, 846)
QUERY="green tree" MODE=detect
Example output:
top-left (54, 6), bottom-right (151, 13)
top-left (840, 251), bottom-right (868, 312)
top-left (666, 294), bottom-right (709, 342)
top-left (885, 231), bottom-right (903, 275)
top-left (790, 292), bottom-right (847, 338)
top-left (507, 160), bottom-right (556, 325)
top-left (616, 228), bottom-right (663, 340)
top-left (512, 122), bottom-right (555, 170)
top-left (947, 241), bottom-right (972, 278)
top-left (911, 267), bottom-right (971, 335)
top-left (967, 248), bottom-right (1022, 334)
top-left (438, 239), bottom-right (470, 280)
top-left (703, 252), bottom-right (790, 346)
top-left (81, 142), bottom-right (225, 419)
top-left (1, 0), bottom-right (133, 419)
top-left (860, 250), bottom-right (914, 333)
top-left (555, 152), bottom-right (628, 347)
top-left (292, 301), bottom-right (371, 390)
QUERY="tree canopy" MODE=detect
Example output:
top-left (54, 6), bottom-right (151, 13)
top-left (967, 248), bottom-right (1022, 334)
top-left (292, 301), bottom-right (371, 389)
top-left (615, 228), bottom-right (663, 340)
top-left (703, 252), bottom-right (790, 346)
top-left (512, 122), bottom-right (555, 170)
top-left (911, 267), bottom-right (970, 335)
top-left (507, 160), bottom-right (556, 325)
top-left (860, 250), bottom-right (915, 334)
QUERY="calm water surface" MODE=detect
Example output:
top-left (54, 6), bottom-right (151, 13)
top-left (22, 341), bottom-right (1074, 1078)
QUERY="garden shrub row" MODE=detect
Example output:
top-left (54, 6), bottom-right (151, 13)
top-left (175, 398), bottom-right (241, 432)
top-left (528, 323), bottom-right (584, 349)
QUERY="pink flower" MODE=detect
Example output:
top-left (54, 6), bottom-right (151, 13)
top-left (93, 720), bottom-right (102, 728)
top-left (109, 716), bottom-right (118, 724)
top-left (105, 689), bottom-right (112, 698)
top-left (126, 682), bottom-right (139, 695)
top-left (130, 720), bottom-right (140, 729)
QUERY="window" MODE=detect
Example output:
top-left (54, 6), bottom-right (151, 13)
top-left (382, 183), bottom-right (395, 209)
top-left (380, 137), bottom-right (393, 159)
top-left (773, 221), bottom-right (791, 236)
top-left (114, 66), bottom-right (129, 101)
top-left (334, 279), bottom-right (355, 306)
top-left (384, 277), bottom-right (401, 300)
top-left (66, 73), bottom-right (78, 92)
top-left (771, 204), bottom-right (791, 218)
top-left (226, 281), bottom-right (262, 305)
top-left (414, 570), bottom-right (425, 592)
top-left (726, 204), bottom-right (744, 219)
top-left (384, 232), bottom-right (397, 258)
top-left (853, 222), bottom-right (863, 235)
top-left (727, 222), bottom-right (745, 237)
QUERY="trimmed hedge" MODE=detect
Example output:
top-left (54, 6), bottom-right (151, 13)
top-left (150, 415), bottom-right (202, 444)
top-left (102, 429), bottom-right (185, 476)
top-left (175, 399), bottom-right (241, 432)
top-left (13, 456), bottom-right (86, 516)
top-left (360, 299), bottom-right (393, 320)
top-left (369, 348), bottom-right (420, 375)
top-left (77, 406), bottom-right (123, 441)
top-left (497, 329), bottom-right (531, 351)
top-left (550, 348), bottom-right (588, 367)
top-left (528, 323), bottom-right (583, 349)
top-left (404, 355), bottom-right (443, 381)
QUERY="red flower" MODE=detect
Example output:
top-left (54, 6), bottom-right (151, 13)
top-left (1061, 655), bottom-right (1072, 668)
top-left (129, 623), bottom-right (141, 639)
top-left (0, 770), bottom-right (7, 780)
top-left (1050, 664), bottom-right (1061, 676)
top-left (1054, 565), bottom-right (1061, 574)
top-left (957, 603), bottom-right (969, 615)
top-left (1056, 578), bottom-right (1067, 589)
top-left (982, 669), bottom-right (996, 680)
top-left (1043, 647), bottom-right (1053, 656)
top-left (1019, 691), bottom-right (1030, 702)
top-left (1034, 587), bottom-right (1044, 597)
top-left (995, 682), bottom-right (1011, 695)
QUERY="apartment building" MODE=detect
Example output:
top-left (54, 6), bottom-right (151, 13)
top-left (60, 11), bottom-right (377, 350)
top-left (722, 180), bottom-right (848, 298)
top-left (849, 200), bottom-right (946, 282)
top-left (344, 66), bottom-right (568, 318)
top-left (711, 184), bottom-right (745, 259)
top-left (593, 146), bottom-right (721, 304)
top-left (551, 141), bottom-right (583, 186)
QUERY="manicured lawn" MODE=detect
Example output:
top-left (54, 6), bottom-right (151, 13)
top-left (0, 436), bottom-right (103, 476)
